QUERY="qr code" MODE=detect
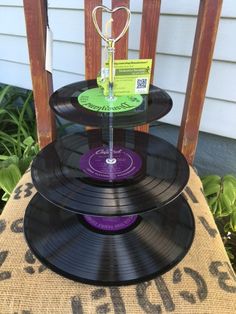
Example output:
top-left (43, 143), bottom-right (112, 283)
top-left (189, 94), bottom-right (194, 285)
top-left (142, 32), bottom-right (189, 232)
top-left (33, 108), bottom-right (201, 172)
top-left (135, 78), bottom-right (148, 93)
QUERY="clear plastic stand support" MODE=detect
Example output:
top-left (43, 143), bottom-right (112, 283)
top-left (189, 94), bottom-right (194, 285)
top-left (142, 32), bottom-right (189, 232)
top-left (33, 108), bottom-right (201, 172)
top-left (106, 39), bottom-right (116, 165)
top-left (92, 5), bottom-right (131, 166)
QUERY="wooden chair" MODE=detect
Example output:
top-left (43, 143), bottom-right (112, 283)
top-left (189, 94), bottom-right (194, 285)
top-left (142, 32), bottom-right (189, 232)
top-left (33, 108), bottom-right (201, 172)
top-left (23, 0), bottom-right (222, 165)
top-left (2, 1), bottom-right (236, 313)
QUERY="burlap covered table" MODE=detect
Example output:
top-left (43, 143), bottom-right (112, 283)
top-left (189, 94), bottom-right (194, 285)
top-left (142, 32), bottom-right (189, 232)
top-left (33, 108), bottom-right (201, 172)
top-left (0, 167), bottom-right (235, 313)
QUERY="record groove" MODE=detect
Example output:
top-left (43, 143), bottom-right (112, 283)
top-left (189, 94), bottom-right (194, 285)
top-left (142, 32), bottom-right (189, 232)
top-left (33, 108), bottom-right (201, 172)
top-left (31, 129), bottom-right (189, 216)
top-left (24, 193), bottom-right (195, 286)
top-left (49, 80), bottom-right (172, 127)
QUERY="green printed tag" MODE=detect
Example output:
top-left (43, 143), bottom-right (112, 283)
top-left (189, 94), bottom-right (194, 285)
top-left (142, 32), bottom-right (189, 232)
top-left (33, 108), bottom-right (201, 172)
top-left (97, 59), bottom-right (152, 96)
top-left (78, 88), bottom-right (143, 113)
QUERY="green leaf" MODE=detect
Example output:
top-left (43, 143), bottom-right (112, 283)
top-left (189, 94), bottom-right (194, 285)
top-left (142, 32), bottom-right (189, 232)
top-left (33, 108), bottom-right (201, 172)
top-left (18, 156), bottom-right (32, 174)
top-left (0, 85), bottom-right (12, 104)
top-left (201, 175), bottom-right (221, 188)
top-left (0, 155), bottom-right (19, 168)
top-left (224, 175), bottom-right (236, 188)
top-left (204, 183), bottom-right (221, 197)
top-left (0, 155), bottom-right (10, 161)
top-left (223, 180), bottom-right (236, 205)
top-left (208, 195), bottom-right (218, 215)
top-left (23, 136), bottom-right (34, 147)
top-left (1, 142), bottom-right (12, 155)
top-left (224, 222), bottom-right (230, 233)
top-left (25, 102), bottom-right (34, 121)
top-left (33, 144), bottom-right (39, 155)
top-left (0, 108), bottom-right (23, 131)
top-left (17, 91), bottom-right (33, 156)
top-left (1, 191), bottom-right (10, 202)
top-left (0, 163), bottom-right (21, 195)
top-left (230, 210), bottom-right (236, 232)
top-left (211, 201), bottom-right (218, 215)
top-left (215, 199), bottom-right (222, 218)
top-left (221, 194), bottom-right (233, 215)
top-left (23, 137), bottom-right (36, 159)
top-left (218, 194), bottom-right (231, 217)
top-left (208, 195), bottom-right (218, 207)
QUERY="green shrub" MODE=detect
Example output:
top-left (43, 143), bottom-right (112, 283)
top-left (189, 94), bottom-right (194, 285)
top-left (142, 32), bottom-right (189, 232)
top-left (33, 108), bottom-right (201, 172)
top-left (0, 84), bottom-right (38, 206)
top-left (202, 174), bottom-right (236, 269)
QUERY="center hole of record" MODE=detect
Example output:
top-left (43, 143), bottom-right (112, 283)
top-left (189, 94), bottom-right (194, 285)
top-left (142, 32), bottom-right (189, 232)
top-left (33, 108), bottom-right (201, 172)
top-left (79, 146), bottom-right (142, 182)
top-left (81, 215), bottom-right (140, 233)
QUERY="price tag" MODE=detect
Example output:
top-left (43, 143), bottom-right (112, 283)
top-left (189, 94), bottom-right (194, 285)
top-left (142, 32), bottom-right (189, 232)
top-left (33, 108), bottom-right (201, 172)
top-left (97, 59), bottom-right (152, 96)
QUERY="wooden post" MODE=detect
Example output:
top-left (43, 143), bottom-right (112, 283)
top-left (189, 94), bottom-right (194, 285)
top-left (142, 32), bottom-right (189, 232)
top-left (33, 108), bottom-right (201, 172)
top-left (111, 0), bottom-right (130, 144)
top-left (112, 0), bottom-right (130, 59)
top-left (136, 0), bottom-right (161, 133)
top-left (84, 0), bottom-right (102, 80)
top-left (23, 0), bottom-right (56, 148)
top-left (178, 0), bottom-right (223, 164)
top-left (84, 0), bottom-right (102, 132)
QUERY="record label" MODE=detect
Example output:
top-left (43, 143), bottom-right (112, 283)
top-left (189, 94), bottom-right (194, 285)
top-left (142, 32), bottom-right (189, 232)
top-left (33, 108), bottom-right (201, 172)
top-left (79, 146), bottom-right (142, 181)
top-left (83, 215), bottom-right (138, 231)
top-left (78, 87), bottom-right (143, 112)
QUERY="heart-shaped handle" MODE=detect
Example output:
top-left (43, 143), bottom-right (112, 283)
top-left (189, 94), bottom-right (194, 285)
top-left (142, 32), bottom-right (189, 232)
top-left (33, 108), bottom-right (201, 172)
top-left (92, 5), bottom-right (131, 43)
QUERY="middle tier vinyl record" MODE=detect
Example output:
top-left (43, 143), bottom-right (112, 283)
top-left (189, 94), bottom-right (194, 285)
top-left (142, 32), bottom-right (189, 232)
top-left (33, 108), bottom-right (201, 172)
top-left (24, 193), bottom-right (195, 286)
top-left (31, 129), bottom-right (189, 216)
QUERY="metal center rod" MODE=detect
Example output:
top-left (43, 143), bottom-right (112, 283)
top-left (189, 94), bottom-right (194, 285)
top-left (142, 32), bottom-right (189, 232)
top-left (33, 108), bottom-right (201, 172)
top-left (106, 39), bottom-right (116, 165)
top-left (92, 5), bottom-right (131, 166)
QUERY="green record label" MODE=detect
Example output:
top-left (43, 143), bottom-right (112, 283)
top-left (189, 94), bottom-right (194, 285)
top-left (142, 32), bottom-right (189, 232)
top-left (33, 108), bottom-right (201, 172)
top-left (78, 88), bottom-right (143, 113)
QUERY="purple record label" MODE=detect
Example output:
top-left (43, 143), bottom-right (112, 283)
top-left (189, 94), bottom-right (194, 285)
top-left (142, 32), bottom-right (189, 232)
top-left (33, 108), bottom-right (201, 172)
top-left (80, 146), bottom-right (142, 181)
top-left (84, 215), bottom-right (138, 231)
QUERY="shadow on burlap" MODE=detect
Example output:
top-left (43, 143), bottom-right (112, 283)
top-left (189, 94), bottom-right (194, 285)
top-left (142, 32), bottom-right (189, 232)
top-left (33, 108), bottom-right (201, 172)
top-left (0, 167), bottom-right (235, 314)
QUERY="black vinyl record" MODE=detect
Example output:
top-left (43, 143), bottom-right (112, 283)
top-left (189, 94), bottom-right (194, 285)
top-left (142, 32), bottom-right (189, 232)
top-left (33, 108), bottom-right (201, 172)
top-left (31, 129), bottom-right (189, 216)
top-left (24, 193), bottom-right (195, 286)
top-left (49, 80), bottom-right (172, 127)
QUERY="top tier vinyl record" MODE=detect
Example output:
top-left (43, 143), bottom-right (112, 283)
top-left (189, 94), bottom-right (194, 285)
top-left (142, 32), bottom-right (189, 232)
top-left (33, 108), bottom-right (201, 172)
top-left (49, 80), bottom-right (172, 128)
top-left (31, 129), bottom-right (189, 216)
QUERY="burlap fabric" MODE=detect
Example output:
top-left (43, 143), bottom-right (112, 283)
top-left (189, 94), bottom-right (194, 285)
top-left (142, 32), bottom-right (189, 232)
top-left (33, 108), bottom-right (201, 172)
top-left (0, 167), bottom-right (235, 314)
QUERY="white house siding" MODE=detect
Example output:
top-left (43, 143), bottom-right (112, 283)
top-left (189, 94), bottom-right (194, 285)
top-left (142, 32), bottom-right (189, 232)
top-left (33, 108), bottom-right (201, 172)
top-left (0, 0), bottom-right (235, 138)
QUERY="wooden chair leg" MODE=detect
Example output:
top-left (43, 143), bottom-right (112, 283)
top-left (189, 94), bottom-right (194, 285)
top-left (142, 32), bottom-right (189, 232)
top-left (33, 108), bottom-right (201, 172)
top-left (135, 0), bottom-right (161, 134)
top-left (23, 0), bottom-right (56, 148)
top-left (178, 0), bottom-right (223, 164)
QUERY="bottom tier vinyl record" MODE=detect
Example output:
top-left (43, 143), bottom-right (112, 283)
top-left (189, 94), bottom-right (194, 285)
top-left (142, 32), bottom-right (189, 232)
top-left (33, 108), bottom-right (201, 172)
top-left (24, 193), bottom-right (195, 286)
